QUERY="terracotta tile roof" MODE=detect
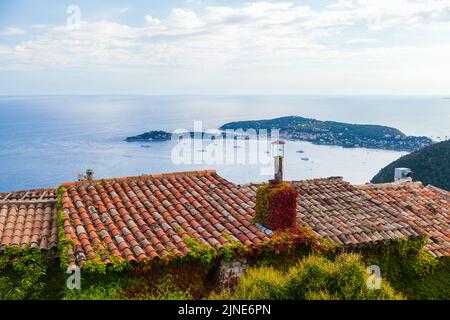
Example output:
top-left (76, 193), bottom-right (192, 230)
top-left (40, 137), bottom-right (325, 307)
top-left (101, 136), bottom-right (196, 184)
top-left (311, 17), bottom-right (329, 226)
top-left (60, 170), bottom-right (269, 267)
top-left (241, 178), bottom-right (424, 247)
top-left (1, 171), bottom-right (447, 263)
top-left (356, 182), bottom-right (450, 257)
top-left (0, 188), bottom-right (58, 251)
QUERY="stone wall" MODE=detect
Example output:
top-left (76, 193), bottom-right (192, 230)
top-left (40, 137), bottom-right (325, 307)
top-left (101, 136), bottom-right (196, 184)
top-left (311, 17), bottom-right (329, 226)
top-left (218, 258), bottom-right (248, 290)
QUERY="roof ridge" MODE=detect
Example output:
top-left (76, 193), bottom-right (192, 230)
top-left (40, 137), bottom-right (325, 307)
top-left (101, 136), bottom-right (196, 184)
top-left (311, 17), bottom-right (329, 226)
top-left (425, 185), bottom-right (450, 199)
top-left (0, 199), bottom-right (57, 205)
top-left (355, 181), bottom-right (423, 190)
top-left (292, 176), bottom-right (346, 184)
top-left (0, 187), bottom-right (56, 195)
top-left (61, 169), bottom-right (218, 187)
top-left (238, 177), bottom-right (346, 189)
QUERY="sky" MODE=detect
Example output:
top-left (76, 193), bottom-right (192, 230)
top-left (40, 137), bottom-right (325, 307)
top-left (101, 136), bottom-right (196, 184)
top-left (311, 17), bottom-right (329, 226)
top-left (1, 0), bottom-right (450, 95)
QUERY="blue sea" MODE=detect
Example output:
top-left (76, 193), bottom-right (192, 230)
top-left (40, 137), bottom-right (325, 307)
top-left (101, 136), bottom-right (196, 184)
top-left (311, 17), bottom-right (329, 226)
top-left (0, 95), bottom-right (449, 192)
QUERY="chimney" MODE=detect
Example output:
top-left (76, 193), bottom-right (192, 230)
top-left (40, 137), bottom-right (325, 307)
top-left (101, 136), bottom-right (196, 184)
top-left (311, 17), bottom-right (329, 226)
top-left (394, 168), bottom-right (413, 183)
top-left (271, 140), bottom-right (285, 183)
top-left (86, 169), bottom-right (94, 181)
top-left (254, 139), bottom-right (298, 231)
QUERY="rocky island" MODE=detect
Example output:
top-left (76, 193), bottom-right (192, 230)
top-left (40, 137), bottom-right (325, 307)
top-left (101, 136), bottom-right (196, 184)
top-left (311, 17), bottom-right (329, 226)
top-left (126, 116), bottom-right (433, 152)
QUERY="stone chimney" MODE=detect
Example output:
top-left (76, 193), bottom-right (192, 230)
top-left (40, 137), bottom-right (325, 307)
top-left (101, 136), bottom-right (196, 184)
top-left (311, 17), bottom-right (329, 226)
top-left (394, 168), bottom-right (413, 183)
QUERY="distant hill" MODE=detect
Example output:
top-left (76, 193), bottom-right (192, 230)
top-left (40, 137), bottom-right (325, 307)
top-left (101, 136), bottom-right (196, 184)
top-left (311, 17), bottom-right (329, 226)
top-left (126, 116), bottom-right (433, 152)
top-left (220, 116), bottom-right (432, 152)
top-left (371, 140), bottom-right (450, 190)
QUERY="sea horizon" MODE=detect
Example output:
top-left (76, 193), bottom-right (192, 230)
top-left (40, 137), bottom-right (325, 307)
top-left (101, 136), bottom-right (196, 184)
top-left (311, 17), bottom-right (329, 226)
top-left (1, 95), bottom-right (448, 192)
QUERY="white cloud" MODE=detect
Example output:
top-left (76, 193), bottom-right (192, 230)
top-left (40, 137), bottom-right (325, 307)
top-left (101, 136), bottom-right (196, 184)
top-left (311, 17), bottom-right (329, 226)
top-left (144, 15), bottom-right (161, 26)
top-left (347, 38), bottom-right (381, 44)
top-left (1, 1), bottom-right (450, 93)
top-left (31, 24), bottom-right (48, 29)
top-left (0, 27), bottom-right (26, 36)
top-left (168, 8), bottom-right (204, 29)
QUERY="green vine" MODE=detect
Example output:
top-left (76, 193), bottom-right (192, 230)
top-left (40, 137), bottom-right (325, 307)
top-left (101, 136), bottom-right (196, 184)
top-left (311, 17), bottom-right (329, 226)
top-left (0, 246), bottom-right (48, 299)
top-left (220, 233), bottom-right (247, 262)
top-left (361, 236), bottom-right (450, 299)
top-left (254, 184), bottom-right (270, 225)
top-left (183, 238), bottom-right (218, 264)
top-left (82, 245), bottom-right (130, 274)
top-left (57, 186), bottom-right (74, 270)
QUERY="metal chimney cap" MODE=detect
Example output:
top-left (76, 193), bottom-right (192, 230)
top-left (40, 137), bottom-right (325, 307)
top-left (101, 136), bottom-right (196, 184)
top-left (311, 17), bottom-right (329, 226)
top-left (394, 168), bottom-right (413, 182)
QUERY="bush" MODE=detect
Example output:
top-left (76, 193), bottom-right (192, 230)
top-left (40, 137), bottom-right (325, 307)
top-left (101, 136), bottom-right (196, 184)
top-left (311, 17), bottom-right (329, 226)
top-left (0, 247), bottom-right (49, 300)
top-left (331, 253), bottom-right (368, 299)
top-left (286, 255), bottom-right (335, 299)
top-left (63, 273), bottom-right (192, 300)
top-left (287, 253), bottom-right (403, 300)
top-left (234, 266), bottom-right (287, 300)
top-left (63, 281), bottom-right (124, 300)
top-left (224, 253), bottom-right (403, 300)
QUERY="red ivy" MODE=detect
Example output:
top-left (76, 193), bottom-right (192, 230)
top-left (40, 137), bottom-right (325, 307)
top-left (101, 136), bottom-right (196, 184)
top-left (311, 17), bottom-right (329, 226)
top-left (266, 183), bottom-right (298, 230)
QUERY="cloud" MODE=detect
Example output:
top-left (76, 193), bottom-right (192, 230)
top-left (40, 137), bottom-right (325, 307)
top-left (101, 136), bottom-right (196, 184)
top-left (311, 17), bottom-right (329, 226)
top-left (31, 24), bottom-right (48, 29)
top-left (347, 38), bottom-right (381, 44)
top-left (0, 0), bottom-right (450, 83)
top-left (0, 27), bottom-right (26, 36)
top-left (144, 15), bottom-right (161, 26)
top-left (167, 8), bottom-right (204, 29)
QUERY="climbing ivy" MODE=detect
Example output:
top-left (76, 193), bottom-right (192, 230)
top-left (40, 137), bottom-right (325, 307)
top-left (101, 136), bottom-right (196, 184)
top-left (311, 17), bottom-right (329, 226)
top-left (183, 238), bottom-right (218, 264)
top-left (220, 233), bottom-right (247, 262)
top-left (0, 246), bottom-right (49, 299)
top-left (254, 183), bottom-right (298, 230)
top-left (57, 186), bottom-right (74, 271)
top-left (361, 236), bottom-right (450, 300)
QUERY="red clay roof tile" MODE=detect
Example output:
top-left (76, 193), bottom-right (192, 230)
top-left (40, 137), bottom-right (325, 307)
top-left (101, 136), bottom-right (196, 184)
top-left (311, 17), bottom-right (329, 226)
top-left (241, 177), bottom-right (449, 257)
top-left (0, 189), bottom-right (58, 251)
top-left (60, 170), bottom-right (269, 267)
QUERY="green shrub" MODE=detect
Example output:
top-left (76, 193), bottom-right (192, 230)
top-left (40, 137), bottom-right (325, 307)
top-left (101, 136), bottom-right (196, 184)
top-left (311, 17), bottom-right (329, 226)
top-left (304, 290), bottom-right (338, 300)
top-left (363, 238), bottom-right (450, 299)
top-left (331, 253), bottom-right (367, 299)
top-left (286, 255), bottom-right (335, 299)
top-left (221, 253), bottom-right (403, 300)
top-left (0, 246), bottom-right (50, 300)
top-left (287, 253), bottom-right (402, 300)
top-left (63, 273), bottom-right (193, 300)
top-left (234, 266), bottom-right (287, 300)
top-left (63, 281), bottom-right (125, 300)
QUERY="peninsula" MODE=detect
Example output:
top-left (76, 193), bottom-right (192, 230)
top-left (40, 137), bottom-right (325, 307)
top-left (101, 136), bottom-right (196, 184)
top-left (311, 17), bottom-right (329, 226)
top-left (126, 116), bottom-right (433, 152)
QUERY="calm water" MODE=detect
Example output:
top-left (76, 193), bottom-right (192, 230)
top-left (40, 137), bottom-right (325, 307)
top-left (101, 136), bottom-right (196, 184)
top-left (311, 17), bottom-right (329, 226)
top-left (0, 95), bottom-right (449, 192)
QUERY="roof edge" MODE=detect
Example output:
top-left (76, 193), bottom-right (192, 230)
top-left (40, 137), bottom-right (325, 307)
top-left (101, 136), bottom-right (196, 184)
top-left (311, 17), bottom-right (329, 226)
top-left (355, 181), bottom-right (423, 190)
top-left (61, 169), bottom-right (218, 187)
